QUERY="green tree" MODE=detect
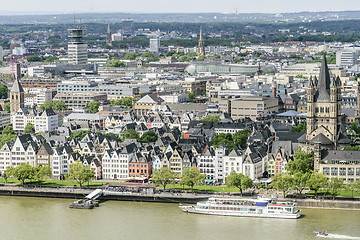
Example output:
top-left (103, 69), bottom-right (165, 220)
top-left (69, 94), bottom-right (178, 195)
top-left (67, 161), bottom-right (95, 188)
top-left (197, 55), bottom-right (207, 61)
top-left (225, 171), bottom-right (253, 195)
top-left (200, 116), bottom-right (221, 122)
top-left (292, 172), bottom-right (311, 195)
top-left (105, 132), bottom-right (121, 141)
top-left (271, 174), bottom-right (293, 198)
top-left (233, 129), bottom-right (252, 149)
top-left (151, 167), bottom-right (176, 189)
top-left (286, 149), bottom-right (314, 174)
top-left (69, 130), bottom-right (92, 141)
top-left (51, 101), bottom-right (67, 111)
top-left (106, 59), bottom-right (127, 67)
top-left (86, 101), bottom-right (100, 114)
top-left (32, 165), bottom-right (52, 184)
top-left (110, 97), bottom-right (137, 108)
top-left (3, 172), bottom-right (8, 183)
top-left (7, 163), bottom-right (34, 185)
top-left (178, 55), bottom-right (192, 62)
top-left (24, 123), bottom-right (34, 134)
top-left (180, 167), bottom-right (206, 191)
top-left (44, 56), bottom-right (59, 63)
top-left (139, 131), bottom-right (158, 143)
top-left (188, 92), bottom-right (196, 100)
top-left (0, 84), bottom-right (9, 99)
top-left (0, 126), bottom-right (17, 148)
top-left (27, 55), bottom-right (43, 62)
top-left (40, 101), bottom-right (53, 111)
top-left (120, 129), bottom-right (140, 140)
top-left (327, 178), bottom-right (344, 200)
top-left (124, 52), bottom-right (139, 60)
top-left (211, 133), bottom-right (235, 150)
top-left (344, 146), bottom-right (360, 151)
top-left (3, 102), bottom-right (10, 113)
top-left (292, 122), bottom-right (306, 133)
top-left (346, 181), bottom-right (360, 198)
top-left (307, 172), bottom-right (327, 197)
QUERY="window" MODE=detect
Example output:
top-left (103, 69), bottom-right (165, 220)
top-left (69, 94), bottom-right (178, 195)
top-left (339, 168), bottom-right (346, 176)
top-left (331, 167), bottom-right (338, 176)
top-left (323, 167), bottom-right (330, 176)
top-left (348, 168), bottom-right (354, 176)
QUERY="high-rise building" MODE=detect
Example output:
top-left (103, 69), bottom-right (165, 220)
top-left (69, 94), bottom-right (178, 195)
top-left (10, 79), bottom-right (24, 114)
top-left (197, 27), bottom-right (205, 56)
top-left (106, 22), bottom-right (112, 46)
top-left (149, 38), bottom-right (160, 53)
top-left (68, 27), bottom-right (88, 65)
top-left (336, 51), bottom-right (357, 67)
top-left (121, 19), bottom-right (134, 38)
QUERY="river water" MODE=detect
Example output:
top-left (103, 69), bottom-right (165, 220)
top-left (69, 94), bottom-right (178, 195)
top-left (0, 196), bottom-right (360, 240)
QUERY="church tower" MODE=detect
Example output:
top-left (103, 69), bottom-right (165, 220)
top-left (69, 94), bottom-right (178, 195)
top-left (10, 79), bottom-right (24, 114)
top-left (197, 27), bottom-right (205, 56)
top-left (302, 55), bottom-right (343, 167)
top-left (106, 22), bottom-right (112, 46)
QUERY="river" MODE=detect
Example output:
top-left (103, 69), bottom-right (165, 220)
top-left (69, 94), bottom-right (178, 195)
top-left (0, 196), bottom-right (360, 240)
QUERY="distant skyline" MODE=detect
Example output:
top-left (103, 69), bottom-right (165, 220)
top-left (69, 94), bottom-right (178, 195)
top-left (2, 0), bottom-right (360, 15)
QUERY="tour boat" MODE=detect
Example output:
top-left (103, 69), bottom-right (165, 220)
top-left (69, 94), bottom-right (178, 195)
top-left (180, 197), bottom-right (301, 219)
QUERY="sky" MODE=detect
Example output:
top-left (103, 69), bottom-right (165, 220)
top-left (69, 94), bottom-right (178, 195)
top-left (2, 0), bottom-right (360, 14)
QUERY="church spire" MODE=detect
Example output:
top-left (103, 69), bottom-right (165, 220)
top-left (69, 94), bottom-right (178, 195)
top-left (197, 27), bottom-right (205, 56)
top-left (106, 22), bottom-right (112, 46)
top-left (316, 54), bottom-right (331, 102)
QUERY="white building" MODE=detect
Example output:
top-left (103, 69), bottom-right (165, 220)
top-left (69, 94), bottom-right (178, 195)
top-left (160, 94), bottom-right (188, 103)
top-left (35, 109), bottom-right (58, 132)
top-left (336, 51), bottom-right (357, 67)
top-left (223, 148), bottom-right (244, 179)
top-left (68, 28), bottom-right (88, 65)
top-left (149, 38), bottom-right (160, 53)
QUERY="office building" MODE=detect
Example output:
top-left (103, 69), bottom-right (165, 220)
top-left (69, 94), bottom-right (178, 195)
top-left (68, 28), bottom-right (88, 65)
top-left (336, 51), bottom-right (357, 67)
top-left (149, 38), bottom-right (160, 53)
top-left (53, 92), bottom-right (107, 111)
top-left (121, 19), bottom-right (134, 38)
top-left (230, 96), bottom-right (278, 120)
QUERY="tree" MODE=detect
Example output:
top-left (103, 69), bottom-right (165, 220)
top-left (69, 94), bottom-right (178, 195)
top-left (292, 172), bottom-right (311, 195)
top-left (51, 101), bottom-right (67, 111)
top-left (197, 55), bottom-right (207, 61)
top-left (139, 131), bottom-right (158, 143)
top-left (151, 167), bottom-right (176, 189)
top-left (233, 130), bottom-right (252, 149)
top-left (67, 161), bottom-right (95, 188)
top-left (286, 149), bottom-right (314, 174)
top-left (120, 129), bottom-right (139, 140)
top-left (200, 116), bottom-right (221, 122)
top-left (106, 59), bottom-right (126, 67)
top-left (69, 130), bottom-right (92, 141)
top-left (0, 126), bottom-right (17, 148)
top-left (3, 102), bottom-right (10, 113)
top-left (105, 132), bottom-right (121, 141)
top-left (86, 101), bottom-right (100, 114)
top-left (180, 167), bottom-right (206, 191)
top-left (110, 97), bottom-right (137, 108)
top-left (24, 123), bottom-right (34, 134)
top-left (307, 172), bottom-right (327, 197)
top-left (292, 122), bottom-right (306, 133)
top-left (271, 174), bottom-right (293, 198)
top-left (225, 171), bottom-right (253, 195)
top-left (2, 126), bottom-right (15, 135)
top-left (7, 163), bottom-right (34, 185)
top-left (346, 181), bottom-right (360, 198)
top-left (3, 172), bottom-right (8, 183)
top-left (327, 178), bottom-right (344, 200)
top-left (0, 84), bottom-right (8, 99)
top-left (32, 165), bottom-right (52, 184)
top-left (40, 101), bottom-right (53, 111)
top-left (188, 92), bottom-right (196, 100)
top-left (344, 146), bottom-right (360, 151)
top-left (211, 133), bottom-right (235, 150)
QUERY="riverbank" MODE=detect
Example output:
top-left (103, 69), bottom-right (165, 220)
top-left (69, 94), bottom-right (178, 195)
top-left (2, 185), bottom-right (360, 210)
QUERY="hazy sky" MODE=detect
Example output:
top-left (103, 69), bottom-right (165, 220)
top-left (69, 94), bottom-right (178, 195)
top-left (2, 0), bottom-right (360, 14)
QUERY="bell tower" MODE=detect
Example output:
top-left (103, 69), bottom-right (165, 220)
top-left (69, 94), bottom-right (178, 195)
top-left (10, 79), bottom-right (24, 114)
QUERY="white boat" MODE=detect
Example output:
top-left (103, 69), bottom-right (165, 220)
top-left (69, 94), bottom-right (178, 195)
top-left (180, 197), bottom-right (301, 219)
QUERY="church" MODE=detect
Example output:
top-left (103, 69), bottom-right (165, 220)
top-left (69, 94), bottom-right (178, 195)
top-left (298, 55), bottom-right (351, 173)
